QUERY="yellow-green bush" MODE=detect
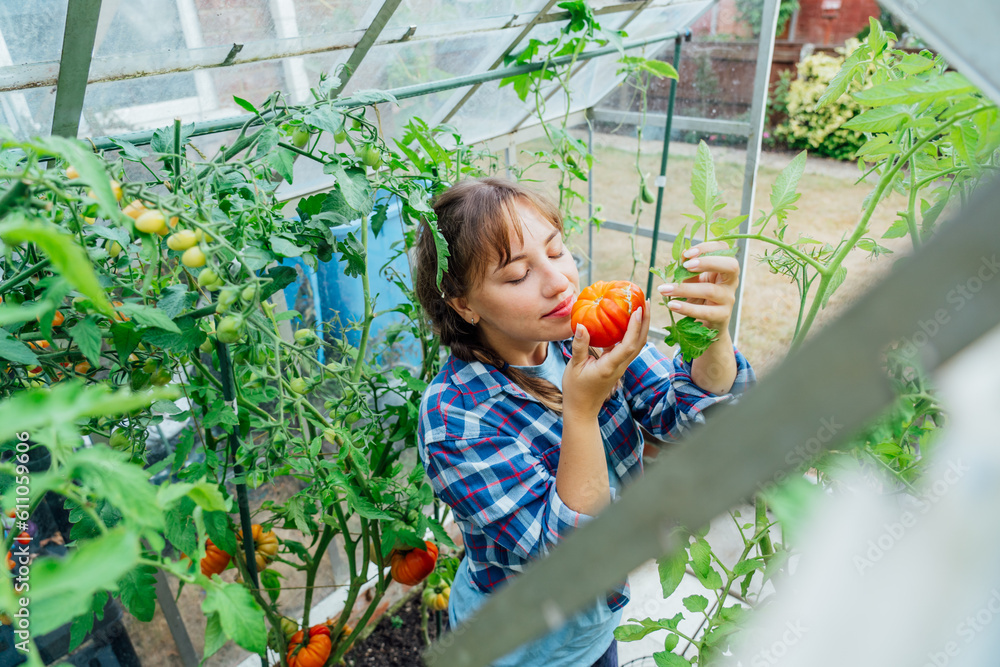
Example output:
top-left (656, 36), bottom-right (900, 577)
top-left (774, 40), bottom-right (868, 160)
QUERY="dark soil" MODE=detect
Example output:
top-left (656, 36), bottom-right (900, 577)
top-left (345, 595), bottom-right (450, 667)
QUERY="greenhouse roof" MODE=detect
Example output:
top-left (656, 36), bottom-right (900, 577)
top-left (0, 0), bottom-right (715, 146)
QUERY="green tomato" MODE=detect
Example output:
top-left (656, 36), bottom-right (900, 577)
top-left (241, 284), bottom-right (257, 303)
top-left (199, 339), bottom-right (215, 354)
top-left (216, 287), bottom-right (239, 313)
top-left (217, 315), bottom-right (244, 344)
top-left (293, 328), bottom-right (316, 344)
top-left (289, 377), bottom-right (309, 395)
top-left (333, 129), bottom-right (348, 143)
top-left (357, 144), bottom-right (382, 169)
top-left (151, 368), bottom-right (172, 386)
top-left (291, 127), bottom-right (310, 148)
top-left (641, 181), bottom-right (656, 204)
top-left (198, 268), bottom-right (222, 291)
top-left (109, 430), bottom-right (130, 451)
top-left (344, 411), bottom-right (362, 426)
top-left (350, 117), bottom-right (364, 131)
top-left (142, 359), bottom-right (158, 374)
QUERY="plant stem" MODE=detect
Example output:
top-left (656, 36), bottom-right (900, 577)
top-left (715, 234), bottom-right (827, 274)
top-left (351, 213), bottom-right (373, 384)
top-left (0, 259), bottom-right (51, 295)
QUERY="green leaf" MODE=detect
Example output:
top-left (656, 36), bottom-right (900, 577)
top-left (0, 328), bottom-right (39, 365)
top-left (896, 53), bottom-right (934, 75)
top-left (336, 232), bottom-right (367, 278)
top-left (69, 316), bottom-right (103, 366)
top-left (614, 617), bottom-right (678, 643)
top-left (671, 225), bottom-right (688, 263)
top-left (370, 200), bottom-right (389, 238)
top-left (866, 16), bottom-right (887, 56)
top-left (842, 106), bottom-right (910, 133)
top-left (688, 538), bottom-right (711, 578)
top-left (69, 612), bottom-right (94, 652)
top-left (39, 135), bottom-right (119, 220)
top-left (855, 135), bottom-right (901, 158)
top-left (116, 303), bottom-right (181, 333)
top-left (254, 125), bottom-right (279, 158)
top-left (770, 150), bottom-right (806, 225)
top-left (118, 564), bottom-right (158, 622)
top-left (204, 510), bottom-right (237, 555)
top-left (821, 265), bottom-right (848, 309)
top-left (304, 107), bottom-right (345, 136)
top-left (641, 59), bottom-right (679, 79)
top-left (664, 632), bottom-right (679, 652)
top-left (817, 46), bottom-right (864, 107)
top-left (732, 557), bottom-right (765, 577)
top-left (653, 651), bottom-right (690, 666)
top-left (270, 235), bottom-right (304, 258)
top-left (110, 138), bottom-right (149, 162)
top-left (664, 317), bottom-right (718, 363)
top-left (158, 285), bottom-right (192, 319)
top-left (426, 515), bottom-right (458, 550)
top-left (0, 212), bottom-right (114, 317)
top-left (233, 96), bottom-right (258, 114)
top-left (690, 142), bottom-right (723, 223)
top-left (0, 302), bottom-right (49, 327)
top-left (267, 147), bottom-right (296, 184)
top-left (656, 548), bottom-right (687, 598)
top-left (202, 582), bottom-right (266, 654)
top-left (203, 610), bottom-right (228, 659)
top-left (29, 527), bottom-right (141, 635)
top-left (683, 594), bottom-right (708, 613)
top-left (950, 122), bottom-right (980, 175)
top-left (324, 163), bottom-right (374, 216)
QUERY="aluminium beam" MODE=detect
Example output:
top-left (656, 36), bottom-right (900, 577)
top-left (51, 0), bottom-right (104, 138)
top-left (330, 0), bottom-right (403, 98)
top-left (592, 108), bottom-right (752, 136)
top-left (422, 171), bottom-right (1000, 665)
top-left (730, 0), bottom-right (780, 346)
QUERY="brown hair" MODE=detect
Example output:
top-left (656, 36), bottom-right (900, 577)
top-left (414, 177), bottom-right (572, 412)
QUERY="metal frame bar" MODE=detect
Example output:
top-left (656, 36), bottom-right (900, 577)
top-left (646, 35), bottom-right (684, 296)
top-left (330, 0), bottom-right (403, 98)
top-left (0, 0), bottom-right (701, 94)
top-left (591, 108), bottom-right (752, 137)
top-left (438, 0), bottom-right (562, 125)
top-left (152, 570), bottom-right (199, 667)
top-left (423, 171), bottom-right (1000, 667)
top-left (51, 0), bottom-right (104, 138)
top-left (83, 33), bottom-right (680, 151)
top-left (730, 0), bottom-right (780, 345)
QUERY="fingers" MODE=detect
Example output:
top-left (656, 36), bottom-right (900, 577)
top-left (570, 322), bottom-right (590, 365)
top-left (666, 298), bottom-right (730, 327)
top-left (683, 241), bottom-right (730, 258)
top-left (657, 282), bottom-right (733, 306)
top-left (678, 255), bottom-right (740, 285)
top-left (602, 304), bottom-right (647, 366)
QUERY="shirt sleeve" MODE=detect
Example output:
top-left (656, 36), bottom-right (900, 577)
top-left (622, 342), bottom-right (756, 442)
top-left (421, 433), bottom-right (596, 561)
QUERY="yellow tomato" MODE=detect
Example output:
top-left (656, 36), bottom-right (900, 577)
top-left (135, 210), bottom-right (167, 234)
top-left (167, 230), bottom-right (198, 251)
top-left (182, 246), bottom-right (207, 268)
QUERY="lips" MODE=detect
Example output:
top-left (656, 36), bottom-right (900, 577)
top-left (544, 293), bottom-right (575, 318)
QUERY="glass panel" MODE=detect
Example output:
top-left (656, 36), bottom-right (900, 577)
top-left (0, 0), bottom-right (68, 67)
top-left (0, 87), bottom-right (56, 140)
top-left (94, 0), bottom-right (187, 58)
top-left (340, 29), bottom-right (518, 96)
top-left (179, 0), bottom-right (277, 48)
top-left (384, 0), bottom-right (550, 31)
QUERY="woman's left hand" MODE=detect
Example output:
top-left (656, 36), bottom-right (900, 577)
top-left (656, 240), bottom-right (739, 331)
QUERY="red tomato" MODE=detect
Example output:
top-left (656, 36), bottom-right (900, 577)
top-left (570, 281), bottom-right (645, 348)
top-left (286, 624), bottom-right (332, 667)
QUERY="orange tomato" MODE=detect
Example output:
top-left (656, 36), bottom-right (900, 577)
top-left (27, 340), bottom-right (50, 351)
top-left (112, 301), bottom-right (130, 322)
top-left (286, 625), bottom-right (332, 667)
top-left (122, 200), bottom-right (148, 220)
top-left (200, 539), bottom-right (231, 577)
top-left (389, 541), bottom-right (438, 586)
top-left (238, 524), bottom-right (279, 571)
top-left (570, 280), bottom-right (646, 348)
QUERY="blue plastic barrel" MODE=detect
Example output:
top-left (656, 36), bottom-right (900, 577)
top-left (280, 189), bottom-right (420, 370)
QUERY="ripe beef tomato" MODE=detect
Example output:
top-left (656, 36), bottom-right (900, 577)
top-left (389, 540), bottom-right (438, 586)
top-left (570, 281), bottom-right (645, 348)
top-left (286, 625), bottom-right (332, 667)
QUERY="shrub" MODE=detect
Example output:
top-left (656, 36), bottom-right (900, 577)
top-left (773, 40), bottom-right (868, 160)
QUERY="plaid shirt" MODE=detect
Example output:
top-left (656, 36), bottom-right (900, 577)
top-left (417, 340), bottom-right (756, 612)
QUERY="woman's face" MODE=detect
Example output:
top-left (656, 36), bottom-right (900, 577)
top-left (450, 199), bottom-right (579, 366)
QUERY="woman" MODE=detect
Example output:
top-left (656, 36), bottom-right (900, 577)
top-left (414, 177), bottom-right (755, 666)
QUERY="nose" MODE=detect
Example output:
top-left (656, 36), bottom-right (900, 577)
top-left (540, 258), bottom-right (571, 298)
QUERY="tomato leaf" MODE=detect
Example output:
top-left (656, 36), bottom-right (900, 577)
top-left (690, 142), bottom-right (724, 224)
top-left (0, 328), bottom-right (39, 365)
top-left (656, 548), bottom-right (687, 598)
top-left (232, 96), bottom-right (258, 115)
top-left (664, 317), bottom-right (719, 363)
top-left (28, 527), bottom-right (141, 635)
top-left (682, 594), bottom-right (708, 613)
top-left (116, 302), bottom-right (181, 333)
top-left (770, 150), bottom-right (806, 226)
top-left (653, 650), bottom-right (691, 666)
top-left (0, 211), bottom-right (114, 317)
top-left (69, 316), bottom-right (103, 366)
top-left (118, 563), bottom-right (158, 622)
top-left (267, 146), bottom-right (296, 184)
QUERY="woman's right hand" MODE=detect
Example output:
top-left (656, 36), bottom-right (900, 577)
top-left (562, 300), bottom-right (651, 419)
